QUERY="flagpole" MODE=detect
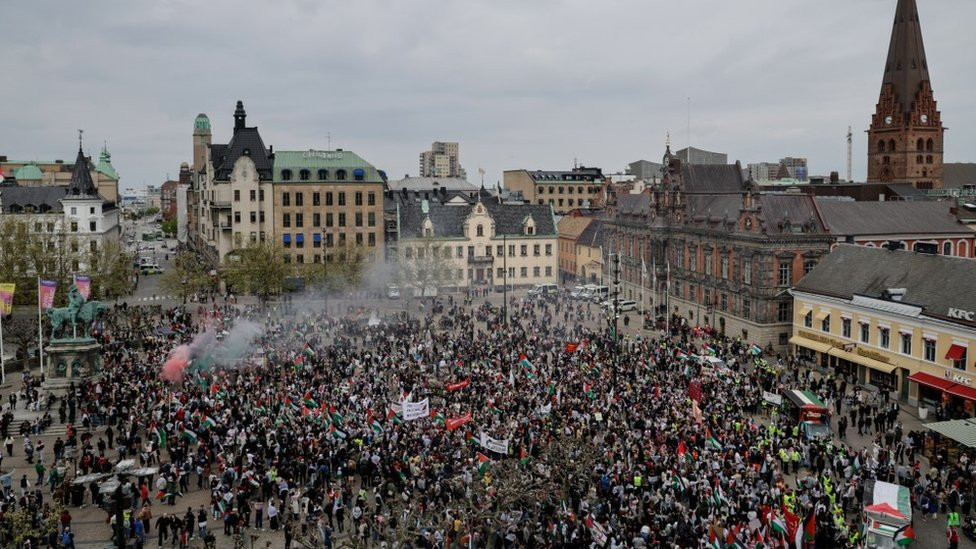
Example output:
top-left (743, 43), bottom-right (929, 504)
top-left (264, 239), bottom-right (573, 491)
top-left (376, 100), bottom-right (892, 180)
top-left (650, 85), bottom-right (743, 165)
top-left (0, 307), bottom-right (6, 384)
top-left (652, 256), bottom-right (657, 321)
top-left (665, 261), bottom-right (670, 337)
top-left (72, 273), bottom-right (77, 339)
top-left (37, 276), bottom-right (44, 379)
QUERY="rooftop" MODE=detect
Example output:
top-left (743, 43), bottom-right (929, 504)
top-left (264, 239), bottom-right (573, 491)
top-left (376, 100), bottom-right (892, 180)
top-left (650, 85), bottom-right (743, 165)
top-left (273, 150), bottom-right (385, 183)
top-left (816, 198), bottom-right (970, 236)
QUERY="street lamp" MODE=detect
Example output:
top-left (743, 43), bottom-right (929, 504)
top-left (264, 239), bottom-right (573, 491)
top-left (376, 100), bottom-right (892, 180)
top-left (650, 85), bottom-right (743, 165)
top-left (181, 277), bottom-right (187, 305)
top-left (502, 234), bottom-right (508, 327)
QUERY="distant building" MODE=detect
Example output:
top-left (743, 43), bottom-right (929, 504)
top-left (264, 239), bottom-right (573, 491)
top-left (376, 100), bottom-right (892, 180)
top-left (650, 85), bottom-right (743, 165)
top-left (747, 157), bottom-right (808, 183)
top-left (419, 141), bottom-right (465, 179)
top-left (780, 157), bottom-right (809, 181)
top-left (504, 166), bottom-right (604, 214)
top-left (627, 160), bottom-right (663, 181)
top-left (0, 145), bottom-right (120, 204)
top-left (160, 179), bottom-right (179, 220)
top-left (557, 215), bottom-right (604, 284)
top-left (387, 176), bottom-right (478, 193)
top-left (674, 147), bottom-right (727, 166)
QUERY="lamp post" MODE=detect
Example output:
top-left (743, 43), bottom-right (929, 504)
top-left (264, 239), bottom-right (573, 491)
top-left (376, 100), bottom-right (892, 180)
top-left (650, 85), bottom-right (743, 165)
top-left (502, 234), bottom-right (508, 327)
top-left (181, 277), bottom-right (187, 305)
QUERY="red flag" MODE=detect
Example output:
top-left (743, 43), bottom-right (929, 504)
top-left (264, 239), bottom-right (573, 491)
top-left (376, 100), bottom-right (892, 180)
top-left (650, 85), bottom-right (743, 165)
top-left (565, 342), bottom-right (578, 353)
top-left (783, 507), bottom-right (800, 546)
top-left (677, 440), bottom-right (687, 459)
top-left (446, 411), bottom-right (473, 431)
top-left (446, 379), bottom-right (471, 392)
top-left (803, 511), bottom-right (816, 543)
top-left (688, 380), bottom-right (702, 403)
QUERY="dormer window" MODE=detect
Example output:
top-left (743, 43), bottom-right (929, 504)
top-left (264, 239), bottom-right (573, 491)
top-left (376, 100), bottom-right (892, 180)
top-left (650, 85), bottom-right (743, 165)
top-left (336, 169), bottom-right (347, 181)
top-left (526, 226), bottom-right (534, 235)
top-left (300, 169), bottom-right (310, 181)
top-left (476, 225), bottom-right (484, 237)
top-left (318, 169), bottom-right (328, 180)
top-left (281, 169), bottom-right (293, 181)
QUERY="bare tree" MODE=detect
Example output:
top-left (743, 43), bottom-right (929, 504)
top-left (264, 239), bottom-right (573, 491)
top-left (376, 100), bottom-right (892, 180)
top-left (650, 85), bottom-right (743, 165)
top-left (396, 240), bottom-right (459, 297)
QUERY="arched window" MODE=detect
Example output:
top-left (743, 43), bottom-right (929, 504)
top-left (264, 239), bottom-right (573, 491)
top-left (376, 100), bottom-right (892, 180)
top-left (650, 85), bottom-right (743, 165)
top-left (336, 169), bottom-right (347, 180)
top-left (281, 169), bottom-right (293, 181)
top-left (926, 138), bottom-right (934, 152)
top-left (959, 242), bottom-right (969, 258)
top-left (878, 140), bottom-right (886, 153)
top-left (926, 155), bottom-right (933, 164)
top-left (317, 169), bottom-right (328, 180)
top-left (943, 242), bottom-right (952, 256)
top-left (917, 139), bottom-right (924, 151)
top-left (888, 139), bottom-right (896, 152)
top-left (549, 186), bottom-right (554, 194)
top-left (476, 225), bottom-right (484, 237)
top-left (917, 155), bottom-right (924, 164)
top-left (299, 169), bottom-right (310, 181)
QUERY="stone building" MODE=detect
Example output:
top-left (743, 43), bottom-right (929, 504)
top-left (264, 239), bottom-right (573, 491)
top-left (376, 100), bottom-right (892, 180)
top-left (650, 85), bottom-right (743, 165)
top-left (504, 166), bottom-right (604, 214)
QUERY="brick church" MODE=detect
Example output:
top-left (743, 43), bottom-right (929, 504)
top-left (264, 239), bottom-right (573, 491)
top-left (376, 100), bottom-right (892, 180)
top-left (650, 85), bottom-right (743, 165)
top-left (867, 0), bottom-right (945, 189)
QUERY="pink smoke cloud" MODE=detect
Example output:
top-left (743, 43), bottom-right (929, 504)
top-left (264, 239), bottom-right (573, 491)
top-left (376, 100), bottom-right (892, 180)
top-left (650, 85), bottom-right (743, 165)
top-left (161, 345), bottom-right (191, 382)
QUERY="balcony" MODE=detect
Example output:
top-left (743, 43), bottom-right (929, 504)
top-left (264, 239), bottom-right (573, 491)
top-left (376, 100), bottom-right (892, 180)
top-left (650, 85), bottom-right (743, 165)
top-left (468, 255), bottom-right (494, 265)
top-left (210, 201), bottom-right (232, 209)
top-left (219, 222), bottom-right (232, 231)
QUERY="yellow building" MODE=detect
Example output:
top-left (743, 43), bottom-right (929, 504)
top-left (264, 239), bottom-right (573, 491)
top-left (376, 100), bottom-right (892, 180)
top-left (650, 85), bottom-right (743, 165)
top-left (504, 167), bottom-right (604, 214)
top-left (791, 245), bottom-right (976, 417)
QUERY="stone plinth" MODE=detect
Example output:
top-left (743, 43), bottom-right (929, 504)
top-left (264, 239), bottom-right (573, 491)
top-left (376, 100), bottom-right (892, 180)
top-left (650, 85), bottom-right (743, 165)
top-left (42, 338), bottom-right (102, 394)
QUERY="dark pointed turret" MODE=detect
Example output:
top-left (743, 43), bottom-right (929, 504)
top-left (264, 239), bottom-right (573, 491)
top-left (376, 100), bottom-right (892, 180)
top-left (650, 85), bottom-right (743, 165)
top-left (65, 137), bottom-right (99, 198)
top-left (233, 100), bottom-right (247, 133)
top-left (882, 0), bottom-right (930, 116)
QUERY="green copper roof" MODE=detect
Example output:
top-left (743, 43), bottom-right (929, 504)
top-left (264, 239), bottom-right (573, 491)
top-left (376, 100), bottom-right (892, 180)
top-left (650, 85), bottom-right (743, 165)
top-left (15, 163), bottom-right (43, 180)
top-left (272, 150), bottom-right (384, 183)
top-left (95, 146), bottom-right (118, 180)
top-left (194, 113), bottom-right (211, 131)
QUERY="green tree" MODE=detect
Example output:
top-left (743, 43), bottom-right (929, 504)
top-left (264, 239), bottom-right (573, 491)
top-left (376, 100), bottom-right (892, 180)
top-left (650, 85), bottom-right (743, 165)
top-left (396, 240), bottom-right (459, 296)
top-left (305, 243), bottom-right (369, 292)
top-left (160, 251), bottom-right (212, 302)
top-left (0, 219), bottom-right (82, 306)
top-left (221, 240), bottom-right (292, 300)
top-left (87, 240), bottom-right (134, 300)
top-left (161, 218), bottom-right (177, 236)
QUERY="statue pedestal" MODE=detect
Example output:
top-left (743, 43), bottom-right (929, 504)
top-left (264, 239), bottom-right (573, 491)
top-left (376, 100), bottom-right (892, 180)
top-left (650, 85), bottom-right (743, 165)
top-left (42, 338), bottom-right (102, 394)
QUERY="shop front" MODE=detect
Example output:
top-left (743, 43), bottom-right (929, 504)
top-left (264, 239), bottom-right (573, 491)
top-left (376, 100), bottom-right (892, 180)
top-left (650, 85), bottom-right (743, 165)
top-left (909, 371), bottom-right (976, 419)
top-left (827, 346), bottom-right (898, 393)
top-left (790, 331), bottom-right (844, 374)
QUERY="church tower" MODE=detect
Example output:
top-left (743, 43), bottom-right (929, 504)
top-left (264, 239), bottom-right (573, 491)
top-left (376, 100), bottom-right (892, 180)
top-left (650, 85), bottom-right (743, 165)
top-left (866, 0), bottom-right (944, 189)
top-left (192, 113), bottom-right (212, 175)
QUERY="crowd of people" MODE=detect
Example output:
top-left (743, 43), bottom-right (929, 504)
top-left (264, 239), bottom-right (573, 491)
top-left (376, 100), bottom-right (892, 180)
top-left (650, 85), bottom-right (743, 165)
top-left (0, 292), bottom-right (974, 547)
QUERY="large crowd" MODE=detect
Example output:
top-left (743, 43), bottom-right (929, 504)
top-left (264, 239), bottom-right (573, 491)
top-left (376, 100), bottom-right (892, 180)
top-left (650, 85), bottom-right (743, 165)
top-left (1, 292), bottom-right (974, 548)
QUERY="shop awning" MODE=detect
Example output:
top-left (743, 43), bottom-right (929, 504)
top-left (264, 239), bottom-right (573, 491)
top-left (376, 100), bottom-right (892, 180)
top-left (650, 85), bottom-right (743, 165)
top-left (828, 347), bottom-right (897, 374)
top-left (946, 344), bottom-right (967, 361)
top-left (946, 384), bottom-right (976, 402)
top-left (925, 418), bottom-right (976, 448)
top-left (908, 371), bottom-right (955, 391)
top-left (789, 335), bottom-right (832, 354)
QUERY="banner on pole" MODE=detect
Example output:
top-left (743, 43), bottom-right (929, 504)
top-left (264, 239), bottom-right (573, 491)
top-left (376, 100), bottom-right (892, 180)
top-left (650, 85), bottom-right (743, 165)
top-left (0, 284), bottom-right (14, 316)
top-left (74, 275), bottom-right (91, 301)
top-left (401, 398), bottom-right (430, 421)
top-left (480, 432), bottom-right (510, 454)
top-left (446, 379), bottom-right (470, 392)
top-left (446, 411), bottom-right (472, 431)
top-left (38, 280), bottom-right (57, 310)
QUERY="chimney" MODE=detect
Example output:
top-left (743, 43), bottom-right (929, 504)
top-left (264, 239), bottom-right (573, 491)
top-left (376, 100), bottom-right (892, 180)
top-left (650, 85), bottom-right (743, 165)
top-left (829, 171), bottom-right (839, 184)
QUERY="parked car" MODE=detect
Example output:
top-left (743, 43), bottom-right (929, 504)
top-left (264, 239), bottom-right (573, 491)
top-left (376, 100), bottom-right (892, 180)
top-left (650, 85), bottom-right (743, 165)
top-left (387, 284), bottom-right (401, 299)
top-left (601, 298), bottom-right (637, 312)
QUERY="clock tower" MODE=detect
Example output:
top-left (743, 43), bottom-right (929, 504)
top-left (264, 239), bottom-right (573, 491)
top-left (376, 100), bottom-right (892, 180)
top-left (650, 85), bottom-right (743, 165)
top-left (867, 0), bottom-right (944, 189)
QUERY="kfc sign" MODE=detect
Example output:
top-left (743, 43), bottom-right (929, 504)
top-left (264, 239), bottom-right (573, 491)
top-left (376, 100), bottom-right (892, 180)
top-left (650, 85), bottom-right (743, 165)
top-left (947, 308), bottom-right (976, 321)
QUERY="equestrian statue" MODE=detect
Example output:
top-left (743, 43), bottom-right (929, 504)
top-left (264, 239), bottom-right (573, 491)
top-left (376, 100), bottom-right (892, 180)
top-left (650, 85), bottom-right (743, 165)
top-left (47, 284), bottom-right (107, 340)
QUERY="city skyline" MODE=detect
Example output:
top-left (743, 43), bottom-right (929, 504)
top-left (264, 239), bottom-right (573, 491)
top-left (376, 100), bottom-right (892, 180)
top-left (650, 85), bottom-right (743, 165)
top-left (1, 0), bottom-right (974, 189)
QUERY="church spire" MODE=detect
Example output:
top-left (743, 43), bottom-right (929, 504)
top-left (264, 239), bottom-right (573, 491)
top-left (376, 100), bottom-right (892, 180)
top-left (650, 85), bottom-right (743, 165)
top-left (65, 132), bottom-right (99, 199)
top-left (882, 0), bottom-right (930, 116)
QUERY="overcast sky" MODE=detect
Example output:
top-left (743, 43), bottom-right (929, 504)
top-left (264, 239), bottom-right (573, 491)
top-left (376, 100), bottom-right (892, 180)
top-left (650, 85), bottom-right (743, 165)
top-left (2, 0), bottom-right (973, 189)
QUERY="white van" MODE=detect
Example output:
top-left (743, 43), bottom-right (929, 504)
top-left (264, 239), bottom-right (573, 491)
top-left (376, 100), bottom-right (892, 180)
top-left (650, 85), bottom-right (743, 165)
top-left (589, 286), bottom-right (609, 302)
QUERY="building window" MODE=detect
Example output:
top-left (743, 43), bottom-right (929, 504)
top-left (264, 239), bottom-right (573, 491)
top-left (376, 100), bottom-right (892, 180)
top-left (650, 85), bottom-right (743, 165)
top-left (509, 267), bottom-right (515, 278)
top-left (325, 233), bottom-right (334, 247)
top-left (259, 211), bottom-right (265, 223)
top-left (804, 259), bottom-right (817, 275)
top-left (250, 190), bottom-right (256, 201)
top-left (234, 190), bottom-right (240, 201)
top-left (282, 213), bottom-right (290, 228)
top-left (368, 192), bottom-right (376, 206)
top-left (295, 213), bottom-right (304, 228)
top-left (509, 245), bottom-right (515, 257)
top-left (497, 268), bottom-right (504, 278)
top-left (943, 242), bottom-right (952, 256)
top-left (545, 266), bottom-right (552, 277)
top-left (954, 347), bottom-right (968, 371)
top-left (295, 192), bottom-right (303, 206)
top-left (250, 211), bottom-right (257, 223)
top-left (520, 267), bottom-right (528, 277)
top-left (367, 212), bottom-right (376, 227)
top-left (821, 314), bottom-right (830, 332)
top-left (743, 300), bottom-right (751, 320)
top-left (338, 192), bottom-right (346, 206)
top-left (90, 240), bottom-right (98, 252)
top-left (520, 245), bottom-right (528, 256)
top-left (318, 169), bottom-right (328, 180)
top-left (803, 310), bottom-right (812, 328)
top-left (860, 322), bottom-right (870, 343)
top-left (326, 213), bottom-right (333, 227)
top-left (923, 339), bottom-right (936, 362)
top-left (325, 192), bottom-right (334, 206)
top-left (900, 332), bottom-right (912, 355)
top-left (545, 244), bottom-right (552, 256)
top-left (300, 169), bottom-right (310, 181)
top-left (771, 301), bottom-right (788, 322)
top-left (282, 192), bottom-right (290, 206)
top-left (721, 257), bottom-right (728, 279)
top-left (842, 318), bottom-right (851, 338)
top-left (259, 189), bottom-right (265, 201)
top-left (71, 222), bottom-right (78, 232)
top-left (533, 266), bottom-right (540, 277)
top-left (496, 245), bottom-right (504, 256)
top-left (704, 255), bottom-right (712, 276)
top-left (476, 225), bottom-right (484, 237)
top-left (296, 235), bottom-right (304, 248)
top-left (879, 327), bottom-right (890, 349)
top-left (234, 211), bottom-right (241, 224)
top-left (778, 260), bottom-right (792, 286)
top-left (720, 294), bottom-right (727, 311)
top-left (533, 244), bottom-right (540, 256)
top-left (368, 233), bottom-right (376, 247)
top-left (312, 213), bottom-right (320, 227)
top-left (89, 221), bottom-right (96, 231)
top-left (338, 213), bottom-right (346, 227)
top-left (356, 233), bottom-right (363, 246)
top-left (743, 260), bottom-right (751, 285)
top-left (355, 213), bottom-right (363, 227)
top-left (355, 192), bottom-right (363, 206)
top-left (282, 169), bottom-right (293, 181)
top-left (336, 169), bottom-right (347, 180)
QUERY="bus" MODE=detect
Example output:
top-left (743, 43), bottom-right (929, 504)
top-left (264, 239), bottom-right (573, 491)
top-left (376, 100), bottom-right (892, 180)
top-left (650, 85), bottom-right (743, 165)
top-left (782, 389), bottom-right (831, 440)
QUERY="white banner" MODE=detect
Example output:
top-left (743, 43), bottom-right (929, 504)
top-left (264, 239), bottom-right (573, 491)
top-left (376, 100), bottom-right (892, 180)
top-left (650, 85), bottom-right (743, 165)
top-left (401, 398), bottom-right (430, 421)
top-left (480, 432), bottom-right (510, 454)
top-left (762, 391), bottom-right (782, 406)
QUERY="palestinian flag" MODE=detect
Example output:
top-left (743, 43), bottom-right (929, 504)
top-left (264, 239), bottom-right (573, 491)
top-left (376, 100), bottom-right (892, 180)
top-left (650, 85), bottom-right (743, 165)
top-left (801, 511), bottom-right (815, 545)
top-left (329, 406), bottom-right (344, 425)
top-left (386, 408), bottom-right (404, 426)
top-left (676, 351), bottom-right (688, 360)
top-left (893, 525), bottom-right (915, 546)
top-left (518, 354), bottom-right (535, 372)
top-left (155, 490), bottom-right (169, 501)
top-left (770, 513), bottom-right (787, 536)
top-left (304, 392), bottom-right (318, 408)
top-left (248, 476), bottom-right (261, 488)
top-left (705, 428), bottom-right (722, 450)
top-left (583, 383), bottom-right (595, 399)
top-left (286, 399), bottom-right (301, 415)
top-left (151, 425), bottom-right (167, 449)
top-left (303, 343), bottom-right (315, 357)
top-left (704, 345), bottom-right (717, 356)
top-left (671, 473), bottom-right (687, 492)
top-left (750, 344), bottom-right (763, 356)
top-left (519, 447), bottom-right (531, 464)
top-left (477, 452), bottom-right (490, 475)
top-left (182, 429), bottom-right (198, 443)
top-left (329, 424), bottom-right (348, 440)
top-left (367, 411), bottom-right (383, 433)
top-left (432, 410), bottom-right (446, 426)
top-left (200, 415), bottom-right (217, 430)
top-left (465, 432), bottom-right (479, 446)
top-left (293, 355), bottom-right (305, 370)
top-left (707, 530), bottom-right (722, 549)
